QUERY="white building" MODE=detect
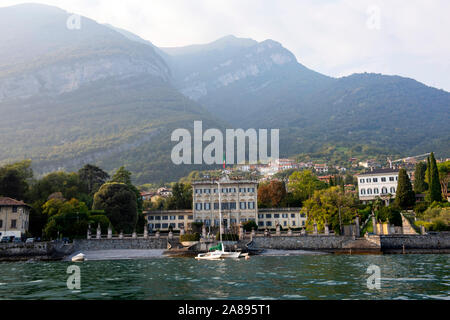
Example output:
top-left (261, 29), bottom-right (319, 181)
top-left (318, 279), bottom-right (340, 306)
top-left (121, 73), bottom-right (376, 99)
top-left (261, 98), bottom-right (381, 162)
top-left (356, 169), bottom-right (400, 204)
top-left (192, 177), bottom-right (258, 228)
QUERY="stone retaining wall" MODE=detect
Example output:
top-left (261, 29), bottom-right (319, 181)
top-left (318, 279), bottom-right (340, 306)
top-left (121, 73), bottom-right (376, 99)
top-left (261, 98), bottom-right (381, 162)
top-left (72, 238), bottom-right (169, 251)
top-left (250, 236), bottom-right (355, 251)
top-left (0, 242), bottom-right (71, 261)
top-left (380, 234), bottom-right (450, 252)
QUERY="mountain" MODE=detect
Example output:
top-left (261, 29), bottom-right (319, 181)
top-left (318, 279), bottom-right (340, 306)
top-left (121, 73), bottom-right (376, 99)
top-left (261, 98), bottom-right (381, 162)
top-left (161, 37), bottom-right (450, 157)
top-left (160, 35), bottom-right (333, 125)
top-left (0, 4), bottom-right (223, 183)
top-left (0, 3), bottom-right (449, 184)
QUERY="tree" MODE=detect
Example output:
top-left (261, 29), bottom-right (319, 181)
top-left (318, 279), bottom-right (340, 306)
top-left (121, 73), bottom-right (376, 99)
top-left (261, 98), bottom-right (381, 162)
top-left (111, 166), bottom-right (132, 185)
top-left (0, 160), bottom-right (33, 200)
top-left (288, 170), bottom-right (328, 202)
top-left (78, 164), bottom-right (109, 195)
top-left (413, 162), bottom-right (428, 194)
top-left (427, 153), bottom-right (442, 202)
top-left (258, 180), bottom-right (287, 208)
top-left (437, 161), bottom-right (450, 199)
top-left (93, 183), bottom-right (137, 234)
top-left (395, 169), bottom-right (416, 209)
top-left (43, 198), bottom-right (110, 239)
top-left (165, 183), bottom-right (192, 210)
top-left (302, 187), bottom-right (358, 234)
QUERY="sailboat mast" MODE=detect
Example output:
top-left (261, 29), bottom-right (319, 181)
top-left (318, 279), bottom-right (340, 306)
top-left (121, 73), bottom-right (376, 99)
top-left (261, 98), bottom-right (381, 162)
top-left (217, 181), bottom-right (222, 245)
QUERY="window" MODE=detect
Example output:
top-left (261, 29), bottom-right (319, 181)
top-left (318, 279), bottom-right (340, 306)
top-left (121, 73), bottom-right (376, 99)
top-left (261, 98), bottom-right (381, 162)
top-left (162, 216), bottom-right (169, 220)
top-left (360, 179), bottom-right (365, 184)
top-left (155, 223), bottom-right (161, 229)
top-left (170, 216), bottom-right (176, 220)
top-left (196, 189), bottom-right (203, 194)
top-left (195, 203), bottom-right (203, 210)
top-left (361, 189), bottom-right (366, 195)
top-left (373, 178), bottom-right (378, 183)
top-left (188, 215), bottom-right (193, 220)
top-left (258, 221), bottom-right (264, 227)
top-left (274, 214), bottom-right (280, 218)
top-left (11, 220), bottom-right (16, 229)
top-left (178, 223), bottom-right (184, 228)
top-left (169, 223), bottom-right (176, 228)
top-left (302, 221), bottom-right (306, 226)
top-left (381, 177), bottom-right (386, 182)
top-left (266, 221), bottom-right (272, 226)
top-left (390, 187), bottom-right (396, 193)
top-left (239, 188), bottom-right (246, 193)
top-left (240, 202), bottom-right (247, 209)
top-left (374, 188), bottom-right (379, 194)
top-left (162, 223), bottom-right (168, 228)
top-left (178, 215), bottom-right (185, 220)
top-left (292, 221), bottom-right (296, 226)
top-left (204, 189), bottom-right (210, 194)
top-left (214, 203), bottom-right (219, 210)
top-left (396, 176), bottom-right (398, 181)
top-left (221, 202), bottom-right (229, 210)
top-left (0, 220), bottom-right (2, 228)
top-left (149, 216), bottom-right (154, 221)
top-left (204, 203), bottom-right (211, 210)
top-left (382, 187), bottom-right (388, 194)
top-left (155, 216), bottom-right (161, 220)
top-left (367, 188), bottom-right (373, 195)
top-left (213, 189), bottom-right (218, 194)
top-left (291, 214), bottom-right (295, 218)
top-left (230, 188), bottom-right (236, 193)
top-left (258, 214), bottom-right (264, 219)
top-left (248, 202), bottom-right (255, 209)
top-left (248, 188), bottom-right (255, 193)
top-left (229, 202), bottom-right (236, 210)
top-left (12, 206), bottom-right (18, 213)
top-left (283, 221), bottom-right (287, 226)
top-left (282, 214), bottom-right (288, 218)
top-left (389, 177), bottom-right (395, 182)
top-left (367, 178), bottom-right (372, 183)
top-left (266, 214), bottom-right (272, 218)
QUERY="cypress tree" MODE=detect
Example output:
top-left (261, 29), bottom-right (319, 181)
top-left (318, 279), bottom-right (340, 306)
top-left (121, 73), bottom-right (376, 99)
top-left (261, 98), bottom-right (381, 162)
top-left (428, 152), bottom-right (442, 202)
top-left (426, 156), bottom-right (431, 188)
top-left (413, 162), bottom-right (427, 194)
top-left (395, 168), bottom-right (415, 209)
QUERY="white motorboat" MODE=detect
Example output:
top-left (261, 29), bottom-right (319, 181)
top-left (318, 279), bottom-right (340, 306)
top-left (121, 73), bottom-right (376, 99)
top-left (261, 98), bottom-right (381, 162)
top-left (71, 253), bottom-right (85, 262)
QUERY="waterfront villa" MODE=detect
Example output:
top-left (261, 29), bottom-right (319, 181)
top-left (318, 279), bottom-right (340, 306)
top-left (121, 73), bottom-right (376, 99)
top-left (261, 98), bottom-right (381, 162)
top-left (0, 197), bottom-right (31, 238)
top-left (356, 168), bottom-right (401, 205)
top-left (145, 177), bottom-right (306, 232)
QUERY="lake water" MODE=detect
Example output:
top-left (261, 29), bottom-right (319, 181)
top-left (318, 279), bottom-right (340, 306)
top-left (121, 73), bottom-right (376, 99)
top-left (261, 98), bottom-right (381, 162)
top-left (0, 251), bottom-right (448, 300)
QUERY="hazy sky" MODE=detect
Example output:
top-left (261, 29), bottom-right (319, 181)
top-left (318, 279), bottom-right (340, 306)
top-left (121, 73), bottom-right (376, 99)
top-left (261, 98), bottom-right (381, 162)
top-left (2, 0), bottom-right (450, 91)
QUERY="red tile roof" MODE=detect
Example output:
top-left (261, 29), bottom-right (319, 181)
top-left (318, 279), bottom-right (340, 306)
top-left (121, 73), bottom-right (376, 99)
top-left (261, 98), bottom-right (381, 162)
top-left (0, 197), bottom-right (29, 207)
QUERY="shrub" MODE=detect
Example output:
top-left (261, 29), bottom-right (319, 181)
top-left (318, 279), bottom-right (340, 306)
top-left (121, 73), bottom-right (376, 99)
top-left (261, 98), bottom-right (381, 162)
top-left (180, 233), bottom-right (200, 242)
top-left (243, 220), bottom-right (258, 232)
top-left (216, 233), bottom-right (239, 241)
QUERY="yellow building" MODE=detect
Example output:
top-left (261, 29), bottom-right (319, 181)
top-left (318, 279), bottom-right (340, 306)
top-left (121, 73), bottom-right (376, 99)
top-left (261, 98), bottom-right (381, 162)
top-left (0, 197), bottom-right (31, 238)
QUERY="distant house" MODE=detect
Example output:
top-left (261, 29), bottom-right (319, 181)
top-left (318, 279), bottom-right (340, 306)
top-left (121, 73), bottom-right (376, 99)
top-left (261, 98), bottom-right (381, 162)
top-left (356, 168), bottom-right (402, 205)
top-left (140, 192), bottom-right (156, 201)
top-left (0, 197), bottom-right (31, 238)
top-left (314, 164), bottom-right (329, 174)
top-left (317, 175), bottom-right (334, 183)
top-left (157, 188), bottom-right (172, 197)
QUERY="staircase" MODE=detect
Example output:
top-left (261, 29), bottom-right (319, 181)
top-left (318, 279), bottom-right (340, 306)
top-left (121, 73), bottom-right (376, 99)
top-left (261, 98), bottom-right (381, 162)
top-left (401, 213), bottom-right (420, 235)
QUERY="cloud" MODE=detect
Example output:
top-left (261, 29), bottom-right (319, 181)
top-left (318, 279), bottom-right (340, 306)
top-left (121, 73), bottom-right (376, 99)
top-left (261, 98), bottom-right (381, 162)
top-left (1, 0), bottom-right (449, 91)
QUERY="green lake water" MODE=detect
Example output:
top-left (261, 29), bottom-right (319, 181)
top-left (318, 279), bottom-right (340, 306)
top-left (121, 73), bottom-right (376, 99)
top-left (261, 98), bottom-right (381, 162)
top-left (0, 252), bottom-right (448, 300)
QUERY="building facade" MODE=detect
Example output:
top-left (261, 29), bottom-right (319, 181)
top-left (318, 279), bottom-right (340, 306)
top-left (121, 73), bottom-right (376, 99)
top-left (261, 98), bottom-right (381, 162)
top-left (257, 208), bottom-right (306, 229)
top-left (146, 210), bottom-right (193, 232)
top-left (0, 197), bottom-right (31, 238)
top-left (356, 169), bottom-right (400, 203)
top-left (192, 177), bottom-right (258, 228)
